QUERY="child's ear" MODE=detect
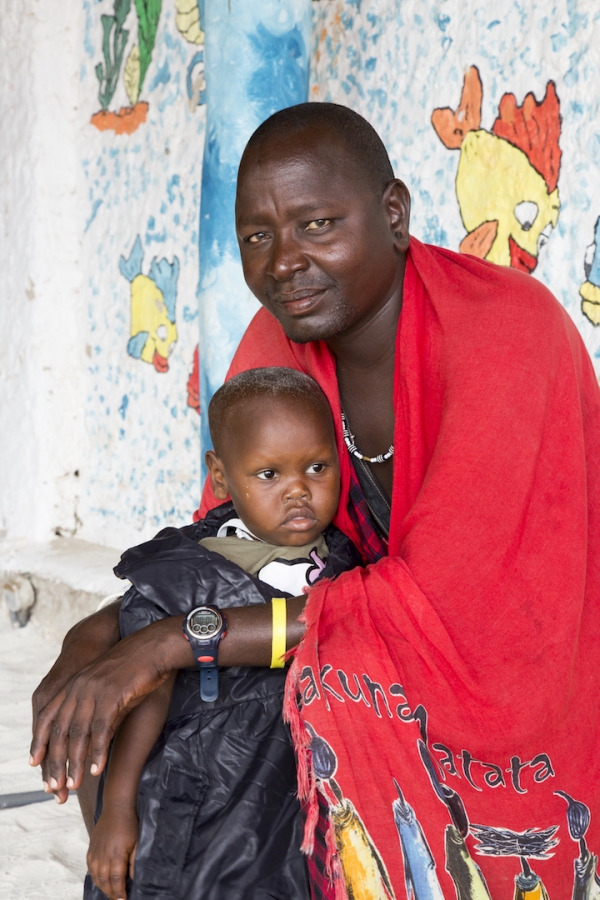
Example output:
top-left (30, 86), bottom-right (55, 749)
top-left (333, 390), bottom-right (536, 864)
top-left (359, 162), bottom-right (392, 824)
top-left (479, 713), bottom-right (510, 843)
top-left (205, 451), bottom-right (230, 500)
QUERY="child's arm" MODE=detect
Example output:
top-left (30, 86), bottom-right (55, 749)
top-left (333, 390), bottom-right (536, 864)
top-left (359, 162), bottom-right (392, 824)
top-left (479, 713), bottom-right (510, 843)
top-left (86, 672), bottom-right (176, 900)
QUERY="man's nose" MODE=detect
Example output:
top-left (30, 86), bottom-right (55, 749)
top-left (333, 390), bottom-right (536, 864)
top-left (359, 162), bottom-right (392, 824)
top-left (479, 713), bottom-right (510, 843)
top-left (267, 232), bottom-right (309, 282)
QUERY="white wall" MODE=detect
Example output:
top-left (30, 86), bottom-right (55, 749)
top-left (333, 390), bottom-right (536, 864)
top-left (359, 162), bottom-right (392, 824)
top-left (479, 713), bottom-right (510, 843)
top-left (0, 0), bottom-right (87, 544)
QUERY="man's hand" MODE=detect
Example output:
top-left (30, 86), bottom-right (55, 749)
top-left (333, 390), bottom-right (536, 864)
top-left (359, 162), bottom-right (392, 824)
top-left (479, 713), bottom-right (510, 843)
top-left (31, 603), bottom-right (122, 802)
top-left (30, 615), bottom-right (189, 792)
top-left (29, 598), bottom-right (306, 794)
top-left (87, 805), bottom-right (139, 900)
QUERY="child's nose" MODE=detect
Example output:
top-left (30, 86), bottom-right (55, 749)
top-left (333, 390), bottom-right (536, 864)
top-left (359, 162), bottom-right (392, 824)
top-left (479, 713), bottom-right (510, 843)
top-left (284, 478), bottom-right (310, 501)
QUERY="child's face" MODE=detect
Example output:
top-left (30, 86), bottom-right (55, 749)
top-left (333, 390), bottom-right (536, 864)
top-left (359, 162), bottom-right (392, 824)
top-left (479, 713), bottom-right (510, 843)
top-left (206, 395), bottom-right (340, 546)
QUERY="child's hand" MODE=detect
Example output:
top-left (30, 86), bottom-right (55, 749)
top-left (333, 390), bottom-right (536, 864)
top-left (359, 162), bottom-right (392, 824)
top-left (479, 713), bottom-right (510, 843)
top-left (87, 805), bottom-right (139, 900)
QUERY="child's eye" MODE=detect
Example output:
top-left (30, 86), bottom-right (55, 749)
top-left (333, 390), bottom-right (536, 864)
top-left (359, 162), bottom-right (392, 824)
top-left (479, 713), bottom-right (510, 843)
top-left (307, 463), bottom-right (326, 474)
top-left (256, 470), bottom-right (277, 480)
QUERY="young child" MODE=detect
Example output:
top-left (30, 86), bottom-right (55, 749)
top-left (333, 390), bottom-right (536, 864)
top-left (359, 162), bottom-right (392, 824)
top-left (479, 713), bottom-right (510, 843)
top-left (85, 368), bottom-right (360, 900)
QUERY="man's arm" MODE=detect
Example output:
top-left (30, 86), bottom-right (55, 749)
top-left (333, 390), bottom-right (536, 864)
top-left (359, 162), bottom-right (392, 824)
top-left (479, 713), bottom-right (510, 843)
top-left (31, 602), bottom-right (121, 803)
top-left (87, 674), bottom-right (175, 900)
top-left (30, 597), bottom-right (306, 794)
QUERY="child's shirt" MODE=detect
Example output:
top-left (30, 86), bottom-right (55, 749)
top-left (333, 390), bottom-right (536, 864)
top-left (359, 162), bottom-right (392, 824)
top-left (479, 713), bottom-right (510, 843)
top-left (199, 516), bottom-right (329, 595)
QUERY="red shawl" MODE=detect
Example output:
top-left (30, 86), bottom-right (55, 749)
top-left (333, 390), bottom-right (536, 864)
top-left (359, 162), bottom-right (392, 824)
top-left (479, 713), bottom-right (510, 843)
top-left (200, 239), bottom-right (600, 900)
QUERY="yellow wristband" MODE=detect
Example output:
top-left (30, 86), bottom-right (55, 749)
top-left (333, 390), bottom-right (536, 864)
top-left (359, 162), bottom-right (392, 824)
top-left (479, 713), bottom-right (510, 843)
top-left (270, 598), bottom-right (287, 668)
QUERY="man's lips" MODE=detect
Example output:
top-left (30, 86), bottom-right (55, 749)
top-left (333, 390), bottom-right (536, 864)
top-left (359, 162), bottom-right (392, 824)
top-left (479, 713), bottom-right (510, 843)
top-left (272, 287), bottom-right (329, 315)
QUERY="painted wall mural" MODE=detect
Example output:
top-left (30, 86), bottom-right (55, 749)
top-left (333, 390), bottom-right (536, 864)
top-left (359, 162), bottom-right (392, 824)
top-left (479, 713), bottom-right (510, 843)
top-left (80, 0), bottom-right (204, 547)
top-left (119, 235), bottom-right (179, 371)
top-left (91, 0), bottom-right (172, 135)
top-left (187, 344), bottom-right (200, 413)
top-left (431, 66), bottom-right (561, 274)
top-left (78, 0), bottom-right (600, 547)
top-left (581, 217), bottom-right (600, 326)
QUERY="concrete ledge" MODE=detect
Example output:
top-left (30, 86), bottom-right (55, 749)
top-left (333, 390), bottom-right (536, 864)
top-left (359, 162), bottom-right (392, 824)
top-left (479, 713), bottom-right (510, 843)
top-left (0, 537), bottom-right (125, 641)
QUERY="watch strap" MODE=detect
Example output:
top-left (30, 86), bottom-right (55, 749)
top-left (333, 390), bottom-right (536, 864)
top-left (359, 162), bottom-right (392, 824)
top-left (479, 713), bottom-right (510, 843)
top-left (200, 665), bottom-right (219, 702)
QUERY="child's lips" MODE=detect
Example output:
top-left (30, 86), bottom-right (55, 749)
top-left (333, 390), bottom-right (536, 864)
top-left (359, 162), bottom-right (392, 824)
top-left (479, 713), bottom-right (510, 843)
top-left (282, 507), bottom-right (317, 530)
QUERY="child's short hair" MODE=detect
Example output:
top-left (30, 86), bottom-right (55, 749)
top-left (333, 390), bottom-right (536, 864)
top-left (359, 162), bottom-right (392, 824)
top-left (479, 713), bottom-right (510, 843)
top-left (208, 367), bottom-right (331, 456)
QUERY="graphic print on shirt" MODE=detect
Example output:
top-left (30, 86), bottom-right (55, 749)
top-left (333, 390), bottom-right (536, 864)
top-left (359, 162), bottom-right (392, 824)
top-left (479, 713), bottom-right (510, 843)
top-left (257, 548), bottom-right (327, 595)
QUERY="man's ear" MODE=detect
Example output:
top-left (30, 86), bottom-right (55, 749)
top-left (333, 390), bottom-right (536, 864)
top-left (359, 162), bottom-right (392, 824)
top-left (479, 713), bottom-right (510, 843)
top-left (384, 179), bottom-right (411, 253)
top-left (205, 451), bottom-right (230, 500)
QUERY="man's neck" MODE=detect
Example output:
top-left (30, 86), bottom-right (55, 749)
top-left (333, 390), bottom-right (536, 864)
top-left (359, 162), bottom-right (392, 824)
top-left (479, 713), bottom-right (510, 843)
top-left (328, 255), bottom-right (405, 502)
top-left (326, 257), bottom-right (405, 373)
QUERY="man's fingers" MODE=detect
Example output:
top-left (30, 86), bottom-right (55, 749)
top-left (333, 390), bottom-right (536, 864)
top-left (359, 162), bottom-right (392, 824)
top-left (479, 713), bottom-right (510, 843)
top-left (43, 693), bottom-right (89, 790)
top-left (64, 707), bottom-right (100, 789)
top-left (88, 702), bottom-right (128, 777)
top-left (52, 786), bottom-right (70, 804)
top-left (30, 688), bottom-right (67, 767)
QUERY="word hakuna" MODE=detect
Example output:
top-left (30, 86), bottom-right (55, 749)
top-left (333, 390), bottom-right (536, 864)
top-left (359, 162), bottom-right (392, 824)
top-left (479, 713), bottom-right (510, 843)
top-left (299, 664), bottom-right (554, 796)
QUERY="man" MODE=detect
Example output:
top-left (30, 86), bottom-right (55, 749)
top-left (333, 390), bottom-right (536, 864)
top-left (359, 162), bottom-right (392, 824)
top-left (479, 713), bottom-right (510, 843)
top-left (32, 103), bottom-right (600, 899)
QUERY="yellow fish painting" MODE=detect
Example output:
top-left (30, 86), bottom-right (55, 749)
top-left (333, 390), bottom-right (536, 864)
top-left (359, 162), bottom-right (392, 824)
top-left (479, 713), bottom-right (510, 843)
top-left (119, 235), bottom-right (179, 372)
top-left (432, 66), bottom-right (561, 274)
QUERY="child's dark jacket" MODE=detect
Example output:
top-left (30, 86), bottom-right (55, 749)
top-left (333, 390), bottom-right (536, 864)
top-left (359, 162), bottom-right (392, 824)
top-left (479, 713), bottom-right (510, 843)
top-left (85, 502), bottom-right (359, 900)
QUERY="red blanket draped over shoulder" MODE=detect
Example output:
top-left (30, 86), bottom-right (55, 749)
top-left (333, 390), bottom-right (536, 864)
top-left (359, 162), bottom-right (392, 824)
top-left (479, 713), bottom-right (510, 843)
top-left (200, 239), bottom-right (600, 900)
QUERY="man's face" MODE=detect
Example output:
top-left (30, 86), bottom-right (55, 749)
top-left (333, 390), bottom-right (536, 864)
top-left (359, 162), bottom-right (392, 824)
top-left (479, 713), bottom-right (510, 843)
top-left (235, 133), bottom-right (408, 344)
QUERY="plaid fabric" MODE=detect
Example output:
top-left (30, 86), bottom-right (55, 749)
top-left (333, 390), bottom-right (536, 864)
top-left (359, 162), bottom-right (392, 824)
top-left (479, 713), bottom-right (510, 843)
top-left (304, 794), bottom-right (337, 900)
top-left (346, 461), bottom-right (389, 563)
top-left (303, 468), bottom-right (388, 900)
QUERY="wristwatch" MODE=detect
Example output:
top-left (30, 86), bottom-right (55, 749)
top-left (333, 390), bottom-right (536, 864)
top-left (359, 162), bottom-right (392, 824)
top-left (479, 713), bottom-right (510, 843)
top-left (183, 606), bottom-right (227, 701)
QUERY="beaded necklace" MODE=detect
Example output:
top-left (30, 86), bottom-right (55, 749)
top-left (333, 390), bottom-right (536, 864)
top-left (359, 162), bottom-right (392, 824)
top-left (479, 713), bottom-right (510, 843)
top-left (341, 410), bottom-right (394, 464)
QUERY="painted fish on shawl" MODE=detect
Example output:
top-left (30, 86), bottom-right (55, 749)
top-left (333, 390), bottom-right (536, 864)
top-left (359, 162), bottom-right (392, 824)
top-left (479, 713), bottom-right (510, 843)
top-left (309, 726), bottom-right (395, 900)
top-left (555, 792), bottom-right (600, 900)
top-left (392, 780), bottom-right (444, 900)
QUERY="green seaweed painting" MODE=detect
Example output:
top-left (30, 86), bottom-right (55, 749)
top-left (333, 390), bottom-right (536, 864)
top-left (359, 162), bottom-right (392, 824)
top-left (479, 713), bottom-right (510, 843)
top-left (91, 0), bottom-right (162, 136)
top-left (95, 0), bottom-right (131, 112)
top-left (135, 0), bottom-right (162, 95)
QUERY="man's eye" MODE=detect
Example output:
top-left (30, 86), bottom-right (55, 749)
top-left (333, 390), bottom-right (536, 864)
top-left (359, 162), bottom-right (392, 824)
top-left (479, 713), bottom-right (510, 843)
top-left (256, 470), bottom-right (277, 480)
top-left (307, 463), bottom-right (326, 474)
top-left (305, 219), bottom-right (332, 231)
top-left (246, 232), bottom-right (268, 244)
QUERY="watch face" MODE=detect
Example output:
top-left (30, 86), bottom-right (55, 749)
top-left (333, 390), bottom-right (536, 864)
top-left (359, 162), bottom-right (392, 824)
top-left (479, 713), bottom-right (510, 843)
top-left (188, 608), bottom-right (221, 639)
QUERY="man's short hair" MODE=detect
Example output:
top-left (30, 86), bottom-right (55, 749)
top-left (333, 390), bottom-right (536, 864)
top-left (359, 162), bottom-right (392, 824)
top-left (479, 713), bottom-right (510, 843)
top-left (241, 102), bottom-right (395, 195)
top-left (208, 367), bottom-right (332, 456)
